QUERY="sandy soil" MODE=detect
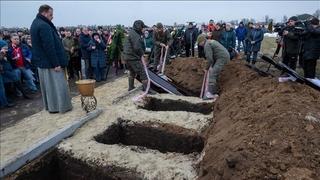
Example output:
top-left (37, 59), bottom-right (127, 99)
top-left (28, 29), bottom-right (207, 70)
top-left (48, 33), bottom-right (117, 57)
top-left (0, 76), bottom-right (130, 167)
top-left (57, 93), bottom-right (213, 179)
top-left (0, 68), bottom-right (125, 130)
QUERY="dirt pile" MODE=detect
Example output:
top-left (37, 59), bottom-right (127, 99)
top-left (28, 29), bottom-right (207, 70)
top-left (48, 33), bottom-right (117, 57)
top-left (165, 57), bottom-right (207, 96)
top-left (199, 61), bottom-right (320, 180)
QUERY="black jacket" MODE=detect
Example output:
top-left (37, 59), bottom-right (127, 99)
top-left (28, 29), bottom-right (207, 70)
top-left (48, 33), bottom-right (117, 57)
top-left (30, 14), bottom-right (68, 68)
top-left (122, 21), bottom-right (145, 61)
top-left (302, 25), bottom-right (320, 60)
top-left (281, 26), bottom-right (301, 55)
top-left (79, 33), bottom-right (92, 59)
top-left (184, 27), bottom-right (197, 45)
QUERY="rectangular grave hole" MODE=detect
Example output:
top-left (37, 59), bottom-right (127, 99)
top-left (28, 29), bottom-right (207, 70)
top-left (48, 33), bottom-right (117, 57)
top-left (95, 119), bottom-right (205, 154)
top-left (7, 149), bottom-right (142, 180)
top-left (139, 97), bottom-right (213, 115)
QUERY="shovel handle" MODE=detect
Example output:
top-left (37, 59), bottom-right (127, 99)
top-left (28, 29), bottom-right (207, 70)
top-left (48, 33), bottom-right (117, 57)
top-left (200, 71), bottom-right (208, 98)
top-left (161, 47), bottom-right (169, 74)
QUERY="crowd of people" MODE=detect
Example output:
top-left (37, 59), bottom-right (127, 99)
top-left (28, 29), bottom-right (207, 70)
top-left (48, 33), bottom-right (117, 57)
top-left (0, 4), bottom-right (319, 110)
top-left (276, 16), bottom-right (320, 83)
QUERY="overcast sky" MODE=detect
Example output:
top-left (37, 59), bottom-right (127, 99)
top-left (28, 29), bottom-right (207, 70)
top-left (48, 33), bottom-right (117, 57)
top-left (1, 1), bottom-right (319, 28)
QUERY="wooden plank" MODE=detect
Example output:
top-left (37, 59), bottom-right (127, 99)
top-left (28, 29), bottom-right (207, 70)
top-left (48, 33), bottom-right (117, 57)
top-left (112, 85), bottom-right (143, 104)
top-left (0, 108), bottom-right (103, 178)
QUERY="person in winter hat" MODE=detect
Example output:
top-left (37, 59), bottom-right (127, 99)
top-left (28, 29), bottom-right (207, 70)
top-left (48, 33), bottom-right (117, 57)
top-left (301, 17), bottom-right (320, 87)
top-left (122, 20), bottom-right (150, 92)
top-left (278, 15), bottom-right (302, 83)
top-left (88, 33), bottom-right (107, 82)
top-left (197, 34), bottom-right (230, 100)
top-left (235, 22), bottom-right (247, 52)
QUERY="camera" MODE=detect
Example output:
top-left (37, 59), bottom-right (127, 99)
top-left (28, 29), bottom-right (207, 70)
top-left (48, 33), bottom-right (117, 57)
top-left (273, 23), bottom-right (285, 32)
top-left (274, 20), bottom-right (309, 36)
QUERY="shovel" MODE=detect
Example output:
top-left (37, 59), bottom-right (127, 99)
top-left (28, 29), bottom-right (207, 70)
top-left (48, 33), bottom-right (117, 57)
top-left (200, 70), bottom-right (209, 98)
top-left (132, 56), bottom-right (151, 102)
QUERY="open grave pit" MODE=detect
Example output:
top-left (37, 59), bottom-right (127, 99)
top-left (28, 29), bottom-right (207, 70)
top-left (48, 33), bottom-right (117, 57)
top-left (138, 96), bottom-right (213, 115)
top-left (95, 118), bottom-right (205, 154)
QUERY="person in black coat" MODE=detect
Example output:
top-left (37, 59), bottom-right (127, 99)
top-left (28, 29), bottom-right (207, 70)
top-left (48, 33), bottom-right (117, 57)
top-left (302, 17), bottom-right (320, 81)
top-left (30, 8), bottom-right (68, 69)
top-left (88, 33), bottom-right (107, 82)
top-left (30, 4), bottom-right (72, 113)
top-left (246, 23), bottom-right (264, 64)
top-left (79, 27), bottom-right (92, 79)
top-left (184, 22), bottom-right (198, 57)
top-left (280, 16), bottom-right (301, 72)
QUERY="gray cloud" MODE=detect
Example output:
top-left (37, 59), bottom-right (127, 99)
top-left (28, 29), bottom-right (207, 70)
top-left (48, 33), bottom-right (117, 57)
top-left (1, 1), bottom-right (319, 28)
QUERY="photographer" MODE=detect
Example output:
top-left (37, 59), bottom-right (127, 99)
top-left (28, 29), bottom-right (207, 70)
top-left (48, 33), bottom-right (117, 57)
top-left (301, 17), bottom-right (320, 84)
top-left (279, 16), bottom-right (301, 82)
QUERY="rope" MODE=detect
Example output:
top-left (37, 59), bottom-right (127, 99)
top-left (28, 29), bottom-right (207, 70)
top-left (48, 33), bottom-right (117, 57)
top-left (132, 56), bottom-right (151, 102)
top-left (203, 67), bottom-right (213, 96)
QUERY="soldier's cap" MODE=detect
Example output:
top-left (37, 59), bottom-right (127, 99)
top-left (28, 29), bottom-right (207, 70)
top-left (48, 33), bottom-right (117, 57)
top-left (197, 34), bottom-right (206, 44)
top-left (156, 22), bottom-right (163, 29)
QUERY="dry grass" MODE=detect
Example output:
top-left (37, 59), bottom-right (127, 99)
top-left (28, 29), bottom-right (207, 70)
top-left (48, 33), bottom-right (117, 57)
top-left (261, 37), bottom-right (278, 56)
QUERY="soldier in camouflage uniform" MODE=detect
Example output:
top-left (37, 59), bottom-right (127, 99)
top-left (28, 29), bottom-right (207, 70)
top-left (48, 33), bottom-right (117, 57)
top-left (122, 20), bottom-right (148, 91)
top-left (197, 34), bottom-right (230, 99)
top-left (152, 22), bottom-right (173, 72)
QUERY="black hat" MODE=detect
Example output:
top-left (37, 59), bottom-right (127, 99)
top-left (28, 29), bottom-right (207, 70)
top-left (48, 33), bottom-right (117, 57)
top-left (59, 27), bottom-right (65, 32)
top-left (289, 16), bottom-right (298, 22)
top-left (91, 32), bottom-right (100, 38)
top-left (134, 20), bottom-right (148, 29)
top-left (156, 22), bottom-right (163, 29)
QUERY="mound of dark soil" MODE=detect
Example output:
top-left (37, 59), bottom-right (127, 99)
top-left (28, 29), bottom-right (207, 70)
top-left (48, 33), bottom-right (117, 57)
top-left (165, 57), bottom-right (207, 96)
top-left (199, 60), bottom-right (320, 180)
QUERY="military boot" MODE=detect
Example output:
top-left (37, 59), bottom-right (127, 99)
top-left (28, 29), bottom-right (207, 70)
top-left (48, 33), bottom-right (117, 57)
top-left (128, 77), bottom-right (135, 91)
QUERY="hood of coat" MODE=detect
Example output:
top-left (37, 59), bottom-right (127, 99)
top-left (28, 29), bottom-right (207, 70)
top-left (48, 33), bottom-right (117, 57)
top-left (133, 20), bottom-right (147, 35)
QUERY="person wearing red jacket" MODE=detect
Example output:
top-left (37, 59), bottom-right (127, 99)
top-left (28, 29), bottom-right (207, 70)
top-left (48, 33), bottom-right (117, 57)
top-left (208, 19), bottom-right (217, 32)
top-left (8, 34), bottom-right (38, 92)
